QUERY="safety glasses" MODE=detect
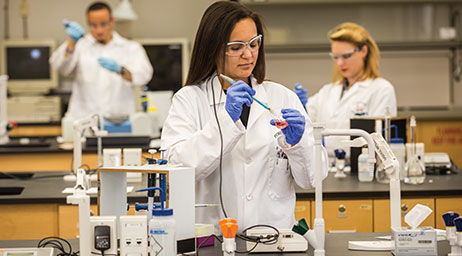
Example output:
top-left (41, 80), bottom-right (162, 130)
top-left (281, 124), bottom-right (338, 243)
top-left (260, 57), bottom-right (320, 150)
top-left (89, 19), bottom-right (112, 29)
top-left (329, 47), bottom-right (361, 61)
top-left (226, 34), bottom-right (262, 57)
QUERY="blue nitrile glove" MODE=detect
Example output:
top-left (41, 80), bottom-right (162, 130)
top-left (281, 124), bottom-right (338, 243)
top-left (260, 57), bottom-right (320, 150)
top-left (98, 57), bottom-right (121, 73)
top-left (294, 83), bottom-right (308, 106)
top-left (62, 19), bottom-right (84, 43)
top-left (225, 80), bottom-right (255, 122)
top-left (270, 108), bottom-right (306, 145)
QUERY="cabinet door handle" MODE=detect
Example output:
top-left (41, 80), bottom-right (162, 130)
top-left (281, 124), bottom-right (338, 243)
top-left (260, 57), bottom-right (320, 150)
top-left (338, 204), bottom-right (346, 212)
top-left (401, 204), bottom-right (408, 212)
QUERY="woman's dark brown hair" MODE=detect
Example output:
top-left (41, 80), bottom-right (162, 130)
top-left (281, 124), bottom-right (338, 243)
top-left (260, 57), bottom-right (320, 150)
top-left (185, 1), bottom-right (265, 85)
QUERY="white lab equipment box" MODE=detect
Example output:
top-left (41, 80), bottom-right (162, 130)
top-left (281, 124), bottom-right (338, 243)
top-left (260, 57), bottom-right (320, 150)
top-left (98, 164), bottom-right (195, 254)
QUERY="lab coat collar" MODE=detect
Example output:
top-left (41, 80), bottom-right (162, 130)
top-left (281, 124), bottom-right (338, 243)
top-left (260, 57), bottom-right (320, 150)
top-left (204, 74), bottom-right (267, 129)
top-left (339, 78), bottom-right (371, 104)
top-left (206, 74), bottom-right (226, 107)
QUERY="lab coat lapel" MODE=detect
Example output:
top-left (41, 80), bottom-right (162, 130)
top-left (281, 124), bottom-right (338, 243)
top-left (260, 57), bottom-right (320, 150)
top-left (247, 78), bottom-right (267, 129)
top-left (337, 80), bottom-right (368, 107)
top-left (206, 75), bottom-right (226, 107)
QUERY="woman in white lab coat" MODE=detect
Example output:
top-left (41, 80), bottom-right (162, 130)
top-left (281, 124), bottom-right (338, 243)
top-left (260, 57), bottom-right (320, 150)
top-left (161, 1), bottom-right (324, 233)
top-left (300, 22), bottom-right (397, 156)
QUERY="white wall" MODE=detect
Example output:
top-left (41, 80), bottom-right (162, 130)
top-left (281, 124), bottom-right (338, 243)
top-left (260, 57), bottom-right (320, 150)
top-left (1, 0), bottom-right (461, 109)
top-left (0, 0), bottom-right (214, 43)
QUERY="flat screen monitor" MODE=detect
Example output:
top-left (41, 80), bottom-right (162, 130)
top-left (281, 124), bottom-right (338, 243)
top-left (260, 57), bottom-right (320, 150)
top-left (0, 39), bottom-right (58, 95)
top-left (135, 38), bottom-right (189, 93)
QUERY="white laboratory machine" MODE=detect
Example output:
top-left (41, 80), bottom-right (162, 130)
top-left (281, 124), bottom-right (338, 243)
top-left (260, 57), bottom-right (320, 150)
top-left (392, 204), bottom-right (437, 256)
top-left (98, 163), bottom-right (196, 254)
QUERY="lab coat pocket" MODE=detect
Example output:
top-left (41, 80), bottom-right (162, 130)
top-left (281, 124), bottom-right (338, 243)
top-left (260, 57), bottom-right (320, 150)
top-left (351, 101), bottom-right (368, 116)
top-left (268, 158), bottom-right (294, 200)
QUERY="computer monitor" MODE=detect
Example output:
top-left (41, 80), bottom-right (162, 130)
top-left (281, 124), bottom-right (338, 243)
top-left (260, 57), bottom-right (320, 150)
top-left (135, 38), bottom-right (189, 92)
top-left (0, 39), bottom-right (58, 95)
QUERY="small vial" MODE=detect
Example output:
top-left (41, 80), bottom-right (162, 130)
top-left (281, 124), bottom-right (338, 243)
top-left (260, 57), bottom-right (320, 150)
top-left (270, 108), bottom-right (288, 129)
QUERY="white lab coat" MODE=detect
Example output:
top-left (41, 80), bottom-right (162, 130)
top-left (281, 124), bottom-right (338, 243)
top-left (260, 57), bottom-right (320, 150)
top-left (50, 32), bottom-right (153, 119)
top-left (306, 77), bottom-right (397, 156)
top-left (161, 75), bottom-right (325, 233)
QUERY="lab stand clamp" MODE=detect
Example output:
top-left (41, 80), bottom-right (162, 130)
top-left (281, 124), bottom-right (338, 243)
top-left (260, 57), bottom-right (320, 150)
top-left (97, 160), bottom-right (196, 254)
top-left (443, 212), bottom-right (462, 256)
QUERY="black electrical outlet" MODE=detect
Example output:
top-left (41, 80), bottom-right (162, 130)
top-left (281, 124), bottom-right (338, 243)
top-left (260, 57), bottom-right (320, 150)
top-left (94, 225), bottom-right (111, 251)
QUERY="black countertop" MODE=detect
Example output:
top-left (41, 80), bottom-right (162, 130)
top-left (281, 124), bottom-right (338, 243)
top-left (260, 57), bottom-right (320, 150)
top-left (0, 233), bottom-right (451, 256)
top-left (0, 170), bottom-right (461, 204)
top-left (0, 136), bottom-right (152, 154)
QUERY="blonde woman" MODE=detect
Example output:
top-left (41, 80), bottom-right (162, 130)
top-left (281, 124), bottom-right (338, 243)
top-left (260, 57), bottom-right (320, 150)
top-left (297, 22), bottom-right (397, 156)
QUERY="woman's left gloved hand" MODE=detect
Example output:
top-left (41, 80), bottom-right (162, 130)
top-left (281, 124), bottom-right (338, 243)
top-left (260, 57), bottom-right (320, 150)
top-left (270, 108), bottom-right (306, 145)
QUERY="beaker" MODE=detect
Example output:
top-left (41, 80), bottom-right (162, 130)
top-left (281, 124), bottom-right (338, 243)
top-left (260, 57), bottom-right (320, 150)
top-left (375, 161), bottom-right (390, 184)
top-left (404, 155), bottom-right (426, 184)
top-left (404, 116), bottom-right (425, 184)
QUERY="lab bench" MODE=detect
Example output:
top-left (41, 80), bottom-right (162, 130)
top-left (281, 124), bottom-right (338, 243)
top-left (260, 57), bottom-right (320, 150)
top-left (0, 232), bottom-right (452, 255)
top-left (0, 135), bottom-right (152, 172)
top-left (0, 170), bottom-right (461, 241)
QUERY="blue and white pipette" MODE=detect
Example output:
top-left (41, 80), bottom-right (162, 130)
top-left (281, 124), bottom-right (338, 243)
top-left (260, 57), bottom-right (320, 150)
top-left (218, 74), bottom-right (283, 121)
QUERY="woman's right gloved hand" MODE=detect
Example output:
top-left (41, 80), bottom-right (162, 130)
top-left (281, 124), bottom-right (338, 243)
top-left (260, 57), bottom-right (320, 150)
top-left (294, 83), bottom-right (308, 106)
top-left (225, 80), bottom-right (255, 122)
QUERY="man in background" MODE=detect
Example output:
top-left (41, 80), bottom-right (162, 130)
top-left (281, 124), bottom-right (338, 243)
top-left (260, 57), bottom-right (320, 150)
top-left (50, 1), bottom-right (153, 119)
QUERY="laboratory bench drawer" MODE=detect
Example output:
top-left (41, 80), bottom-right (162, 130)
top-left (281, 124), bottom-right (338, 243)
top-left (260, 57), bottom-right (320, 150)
top-left (311, 199), bottom-right (373, 233)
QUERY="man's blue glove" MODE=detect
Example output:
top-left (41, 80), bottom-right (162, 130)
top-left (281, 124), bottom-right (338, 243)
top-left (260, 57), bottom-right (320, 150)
top-left (98, 57), bottom-right (121, 73)
top-left (294, 83), bottom-right (308, 106)
top-left (270, 108), bottom-right (306, 145)
top-left (225, 80), bottom-right (255, 122)
top-left (62, 19), bottom-right (84, 43)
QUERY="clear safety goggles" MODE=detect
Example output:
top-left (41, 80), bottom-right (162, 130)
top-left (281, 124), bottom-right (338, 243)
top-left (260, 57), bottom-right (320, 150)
top-left (89, 19), bottom-right (112, 29)
top-left (329, 46), bottom-right (361, 61)
top-left (226, 34), bottom-right (262, 57)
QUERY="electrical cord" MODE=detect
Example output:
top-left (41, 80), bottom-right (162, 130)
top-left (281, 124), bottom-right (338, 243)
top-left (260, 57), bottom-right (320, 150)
top-left (37, 236), bottom-right (79, 256)
top-left (195, 225), bottom-right (280, 254)
top-left (210, 74), bottom-right (228, 218)
top-left (200, 75), bottom-right (281, 255)
top-left (196, 234), bottom-right (223, 256)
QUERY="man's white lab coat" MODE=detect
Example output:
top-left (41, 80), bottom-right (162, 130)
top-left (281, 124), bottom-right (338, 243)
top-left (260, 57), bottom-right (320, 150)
top-left (50, 32), bottom-right (153, 119)
top-left (161, 75), bottom-right (326, 233)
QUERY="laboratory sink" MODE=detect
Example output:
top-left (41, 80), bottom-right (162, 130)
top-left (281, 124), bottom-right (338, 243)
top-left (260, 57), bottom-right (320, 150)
top-left (0, 186), bottom-right (24, 195)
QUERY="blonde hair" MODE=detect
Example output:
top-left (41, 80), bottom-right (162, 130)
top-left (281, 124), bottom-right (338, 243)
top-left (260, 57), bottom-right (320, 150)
top-left (328, 22), bottom-right (380, 84)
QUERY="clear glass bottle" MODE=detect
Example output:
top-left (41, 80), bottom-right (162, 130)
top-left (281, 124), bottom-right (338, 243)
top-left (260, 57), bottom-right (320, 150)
top-left (404, 116), bottom-right (426, 184)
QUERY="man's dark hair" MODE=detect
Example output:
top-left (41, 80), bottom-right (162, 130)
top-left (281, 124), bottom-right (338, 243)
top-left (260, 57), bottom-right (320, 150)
top-left (87, 1), bottom-right (112, 15)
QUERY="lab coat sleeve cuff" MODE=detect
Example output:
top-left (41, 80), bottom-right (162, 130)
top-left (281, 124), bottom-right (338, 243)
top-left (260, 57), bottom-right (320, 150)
top-left (49, 42), bottom-right (78, 76)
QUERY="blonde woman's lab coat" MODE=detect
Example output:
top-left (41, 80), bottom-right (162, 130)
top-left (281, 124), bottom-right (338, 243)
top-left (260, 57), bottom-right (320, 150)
top-left (161, 75), bottom-right (326, 233)
top-left (50, 32), bottom-right (153, 119)
top-left (306, 77), bottom-right (397, 156)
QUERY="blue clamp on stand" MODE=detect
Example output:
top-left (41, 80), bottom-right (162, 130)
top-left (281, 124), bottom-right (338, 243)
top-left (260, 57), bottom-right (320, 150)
top-left (135, 202), bottom-right (161, 211)
top-left (145, 148), bottom-right (168, 165)
top-left (136, 186), bottom-right (173, 216)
